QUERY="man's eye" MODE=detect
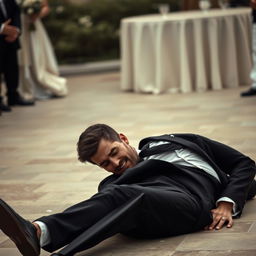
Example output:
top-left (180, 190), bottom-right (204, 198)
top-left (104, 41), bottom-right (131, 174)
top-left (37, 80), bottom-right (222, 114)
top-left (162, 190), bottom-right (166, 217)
top-left (102, 161), bottom-right (109, 167)
top-left (111, 149), bottom-right (118, 156)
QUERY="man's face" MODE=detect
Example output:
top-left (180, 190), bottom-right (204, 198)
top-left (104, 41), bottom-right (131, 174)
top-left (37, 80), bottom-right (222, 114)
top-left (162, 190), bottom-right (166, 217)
top-left (90, 134), bottom-right (139, 175)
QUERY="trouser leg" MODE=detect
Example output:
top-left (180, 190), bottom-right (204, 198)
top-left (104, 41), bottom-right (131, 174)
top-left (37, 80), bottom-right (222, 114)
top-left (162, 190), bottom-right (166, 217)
top-left (38, 184), bottom-right (207, 254)
top-left (37, 184), bottom-right (145, 252)
top-left (55, 185), bottom-right (207, 256)
top-left (0, 47), bottom-right (5, 105)
top-left (0, 74), bottom-right (2, 105)
top-left (3, 48), bottom-right (19, 101)
top-left (55, 193), bottom-right (144, 256)
top-left (251, 24), bottom-right (256, 89)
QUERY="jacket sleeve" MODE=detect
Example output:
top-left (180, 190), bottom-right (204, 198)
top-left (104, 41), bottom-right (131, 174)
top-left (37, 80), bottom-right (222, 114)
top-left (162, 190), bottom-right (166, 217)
top-left (97, 174), bottom-right (119, 192)
top-left (192, 134), bottom-right (256, 213)
top-left (12, 1), bottom-right (21, 30)
top-left (10, 0), bottom-right (21, 30)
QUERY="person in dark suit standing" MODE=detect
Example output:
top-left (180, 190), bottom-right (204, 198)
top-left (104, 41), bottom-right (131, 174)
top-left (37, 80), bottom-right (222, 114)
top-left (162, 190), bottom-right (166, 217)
top-left (240, 0), bottom-right (256, 96)
top-left (0, 0), bottom-right (34, 112)
top-left (0, 124), bottom-right (256, 256)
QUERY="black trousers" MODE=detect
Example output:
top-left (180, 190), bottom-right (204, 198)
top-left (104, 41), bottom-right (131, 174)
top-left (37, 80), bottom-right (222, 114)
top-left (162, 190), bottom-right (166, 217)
top-left (38, 182), bottom-right (212, 256)
top-left (0, 42), bottom-right (19, 102)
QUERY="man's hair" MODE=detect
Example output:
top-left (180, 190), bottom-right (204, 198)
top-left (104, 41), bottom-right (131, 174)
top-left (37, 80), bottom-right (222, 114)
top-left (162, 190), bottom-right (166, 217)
top-left (77, 124), bottom-right (121, 163)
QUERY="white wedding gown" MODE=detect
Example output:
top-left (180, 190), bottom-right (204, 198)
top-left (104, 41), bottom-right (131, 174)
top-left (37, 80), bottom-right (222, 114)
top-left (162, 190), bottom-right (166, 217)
top-left (19, 15), bottom-right (68, 100)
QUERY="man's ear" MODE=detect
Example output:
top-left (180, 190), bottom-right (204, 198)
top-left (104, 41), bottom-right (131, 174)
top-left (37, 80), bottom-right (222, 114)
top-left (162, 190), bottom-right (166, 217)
top-left (119, 133), bottom-right (129, 144)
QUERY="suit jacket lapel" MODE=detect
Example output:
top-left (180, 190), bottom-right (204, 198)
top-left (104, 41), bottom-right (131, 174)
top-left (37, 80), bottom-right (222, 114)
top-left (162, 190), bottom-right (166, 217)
top-left (0, 0), bottom-right (7, 20)
top-left (139, 134), bottom-right (228, 185)
top-left (139, 134), bottom-right (214, 163)
top-left (0, 10), bottom-right (4, 21)
top-left (170, 136), bottom-right (219, 167)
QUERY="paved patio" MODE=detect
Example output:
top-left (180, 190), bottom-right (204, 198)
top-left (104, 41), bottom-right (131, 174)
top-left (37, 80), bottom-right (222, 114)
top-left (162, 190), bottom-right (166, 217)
top-left (0, 71), bottom-right (256, 256)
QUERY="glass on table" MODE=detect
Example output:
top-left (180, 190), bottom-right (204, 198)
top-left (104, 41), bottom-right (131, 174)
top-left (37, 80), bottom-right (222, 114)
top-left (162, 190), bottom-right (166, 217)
top-left (158, 4), bottom-right (170, 18)
top-left (199, 0), bottom-right (211, 12)
top-left (218, 0), bottom-right (229, 9)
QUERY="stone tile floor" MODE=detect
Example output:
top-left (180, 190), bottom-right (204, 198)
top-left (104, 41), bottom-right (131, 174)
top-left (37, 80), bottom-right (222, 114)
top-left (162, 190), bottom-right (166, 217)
top-left (0, 72), bottom-right (256, 255)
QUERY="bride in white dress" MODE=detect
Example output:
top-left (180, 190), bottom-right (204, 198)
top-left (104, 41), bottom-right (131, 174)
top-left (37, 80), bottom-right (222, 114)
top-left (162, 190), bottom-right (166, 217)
top-left (19, 0), bottom-right (68, 100)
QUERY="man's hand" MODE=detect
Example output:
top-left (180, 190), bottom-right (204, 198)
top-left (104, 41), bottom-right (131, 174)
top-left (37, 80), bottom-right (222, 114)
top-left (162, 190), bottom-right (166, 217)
top-left (206, 201), bottom-right (233, 230)
top-left (2, 19), bottom-right (19, 43)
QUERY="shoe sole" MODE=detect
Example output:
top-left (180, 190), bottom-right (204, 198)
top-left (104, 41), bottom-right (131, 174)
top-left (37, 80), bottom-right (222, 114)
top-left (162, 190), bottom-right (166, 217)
top-left (0, 199), bottom-right (39, 256)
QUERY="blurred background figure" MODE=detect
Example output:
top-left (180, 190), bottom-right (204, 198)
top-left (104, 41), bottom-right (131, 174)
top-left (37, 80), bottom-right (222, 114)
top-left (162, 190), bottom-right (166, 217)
top-left (0, 0), bottom-right (34, 112)
top-left (241, 0), bottom-right (256, 97)
top-left (19, 0), bottom-right (68, 101)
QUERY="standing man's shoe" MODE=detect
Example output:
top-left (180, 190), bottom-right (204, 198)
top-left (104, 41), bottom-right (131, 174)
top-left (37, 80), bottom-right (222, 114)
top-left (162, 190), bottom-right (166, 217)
top-left (0, 199), bottom-right (40, 256)
top-left (8, 94), bottom-right (35, 106)
top-left (0, 102), bottom-right (11, 112)
top-left (0, 96), bottom-right (11, 112)
top-left (240, 87), bottom-right (256, 97)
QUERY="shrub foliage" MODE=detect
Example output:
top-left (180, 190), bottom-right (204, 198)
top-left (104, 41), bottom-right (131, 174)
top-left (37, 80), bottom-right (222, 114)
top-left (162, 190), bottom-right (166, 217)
top-left (43, 0), bottom-right (181, 64)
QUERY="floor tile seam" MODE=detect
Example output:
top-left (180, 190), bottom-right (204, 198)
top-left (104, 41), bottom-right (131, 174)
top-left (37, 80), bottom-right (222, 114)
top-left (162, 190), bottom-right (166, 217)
top-left (248, 221), bottom-right (256, 233)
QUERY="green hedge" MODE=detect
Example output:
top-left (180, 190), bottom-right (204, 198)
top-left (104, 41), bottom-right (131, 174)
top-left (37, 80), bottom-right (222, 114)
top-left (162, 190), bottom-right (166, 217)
top-left (43, 0), bottom-right (181, 64)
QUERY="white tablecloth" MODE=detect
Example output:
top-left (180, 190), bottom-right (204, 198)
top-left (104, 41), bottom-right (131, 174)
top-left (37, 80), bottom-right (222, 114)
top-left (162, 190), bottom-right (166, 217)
top-left (121, 8), bottom-right (252, 94)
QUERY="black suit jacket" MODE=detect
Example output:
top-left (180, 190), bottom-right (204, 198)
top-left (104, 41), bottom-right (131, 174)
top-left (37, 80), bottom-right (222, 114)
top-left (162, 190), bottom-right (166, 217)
top-left (0, 0), bottom-right (21, 49)
top-left (99, 134), bottom-right (256, 216)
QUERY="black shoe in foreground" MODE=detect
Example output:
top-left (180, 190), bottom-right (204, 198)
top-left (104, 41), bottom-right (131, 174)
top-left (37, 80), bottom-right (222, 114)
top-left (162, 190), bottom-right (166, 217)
top-left (0, 199), bottom-right (40, 256)
top-left (240, 87), bottom-right (256, 97)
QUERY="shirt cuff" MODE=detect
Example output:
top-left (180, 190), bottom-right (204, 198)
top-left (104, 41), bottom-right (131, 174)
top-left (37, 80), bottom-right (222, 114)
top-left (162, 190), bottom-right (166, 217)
top-left (216, 197), bottom-right (240, 216)
top-left (16, 27), bottom-right (20, 35)
top-left (33, 221), bottom-right (51, 247)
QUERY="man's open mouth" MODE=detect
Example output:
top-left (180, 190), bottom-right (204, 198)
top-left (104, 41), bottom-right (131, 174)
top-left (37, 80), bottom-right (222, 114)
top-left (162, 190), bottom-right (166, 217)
top-left (115, 159), bottom-right (127, 174)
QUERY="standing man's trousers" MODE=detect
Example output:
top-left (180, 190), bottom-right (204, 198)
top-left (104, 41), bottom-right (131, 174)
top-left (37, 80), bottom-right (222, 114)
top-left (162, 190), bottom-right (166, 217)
top-left (37, 183), bottom-right (213, 256)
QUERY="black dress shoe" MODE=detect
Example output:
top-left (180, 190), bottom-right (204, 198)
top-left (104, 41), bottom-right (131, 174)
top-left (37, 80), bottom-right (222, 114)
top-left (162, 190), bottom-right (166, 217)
top-left (0, 199), bottom-right (40, 256)
top-left (0, 102), bottom-right (11, 112)
top-left (8, 95), bottom-right (35, 106)
top-left (240, 87), bottom-right (256, 97)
